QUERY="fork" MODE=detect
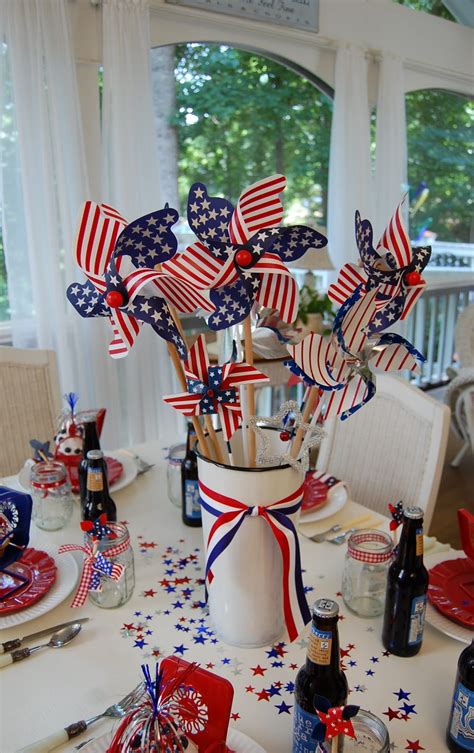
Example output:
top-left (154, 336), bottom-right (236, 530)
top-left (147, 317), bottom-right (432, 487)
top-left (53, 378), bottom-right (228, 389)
top-left (327, 520), bottom-right (382, 545)
top-left (18, 683), bottom-right (144, 753)
top-left (310, 524), bottom-right (343, 543)
top-left (122, 450), bottom-right (155, 475)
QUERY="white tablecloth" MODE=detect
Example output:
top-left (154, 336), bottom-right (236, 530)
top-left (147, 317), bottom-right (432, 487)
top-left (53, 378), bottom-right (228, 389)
top-left (0, 441), bottom-right (466, 753)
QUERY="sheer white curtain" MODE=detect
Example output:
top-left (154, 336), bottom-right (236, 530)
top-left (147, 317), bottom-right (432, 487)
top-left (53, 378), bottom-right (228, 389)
top-left (327, 44), bottom-right (373, 271)
top-left (101, 0), bottom-right (181, 444)
top-left (0, 0), bottom-right (123, 447)
top-left (374, 53), bottom-right (407, 240)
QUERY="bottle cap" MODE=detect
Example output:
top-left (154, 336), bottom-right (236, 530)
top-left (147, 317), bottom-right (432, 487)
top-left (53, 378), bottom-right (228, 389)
top-left (87, 449), bottom-right (104, 460)
top-left (404, 506), bottom-right (424, 520)
top-left (312, 598), bottom-right (339, 619)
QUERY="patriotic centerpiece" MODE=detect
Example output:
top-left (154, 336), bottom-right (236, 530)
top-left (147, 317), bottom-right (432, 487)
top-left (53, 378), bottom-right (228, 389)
top-left (67, 176), bottom-right (429, 646)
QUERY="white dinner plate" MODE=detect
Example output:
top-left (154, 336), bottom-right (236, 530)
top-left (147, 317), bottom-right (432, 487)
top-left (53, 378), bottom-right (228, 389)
top-left (81, 728), bottom-right (266, 753)
top-left (17, 450), bottom-right (137, 495)
top-left (425, 549), bottom-right (473, 645)
top-left (0, 551), bottom-right (78, 629)
top-left (298, 482), bottom-right (349, 525)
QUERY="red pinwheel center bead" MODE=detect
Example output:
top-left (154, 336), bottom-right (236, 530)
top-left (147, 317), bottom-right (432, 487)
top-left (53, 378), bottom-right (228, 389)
top-left (207, 389), bottom-right (215, 398)
top-left (404, 270), bottom-right (423, 287)
top-left (280, 431), bottom-right (290, 442)
top-left (235, 248), bottom-right (253, 268)
top-left (106, 290), bottom-right (124, 308)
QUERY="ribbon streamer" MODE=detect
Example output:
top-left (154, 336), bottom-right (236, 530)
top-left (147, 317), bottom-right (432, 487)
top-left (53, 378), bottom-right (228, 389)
top-left (59, 539), bottom-right (128, 607)
top-left (199, 481), bottom-right (310, 642)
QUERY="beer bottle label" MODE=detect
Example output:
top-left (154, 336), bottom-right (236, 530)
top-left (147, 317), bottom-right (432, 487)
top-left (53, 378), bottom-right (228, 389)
top-left (448, 681), bottom-right (474, 750)
top-left (307, 626), bottom-right (332, 666)
top-left (292, 702), bottom-right (328, 753)
top-left (87, 468), bottom-right (103, 492)
top-left (416, 528), bottom-right (424, 556)
top-left (408, 594), bottom-right (427, 646)
top-left (184, 479), bottom-right (201, 519)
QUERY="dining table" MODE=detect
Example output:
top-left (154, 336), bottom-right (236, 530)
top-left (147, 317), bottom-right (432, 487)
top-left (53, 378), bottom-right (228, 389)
top-left (0, 440), bottom-right (468, 753)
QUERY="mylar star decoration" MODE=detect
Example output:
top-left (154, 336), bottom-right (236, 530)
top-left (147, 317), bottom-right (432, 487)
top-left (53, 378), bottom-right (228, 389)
top-left (248, 400), bottom-right (325, 472)
top-left (162, 334), bottom-right (269, 441)
top-left (328, 198), bottom-right (431, 335)
top-left (162, 175), bottom-right (327, 330)
top-left (312, 695), bottom-right (360, 744)
top-left (286, 286), bottom-right (425, 420)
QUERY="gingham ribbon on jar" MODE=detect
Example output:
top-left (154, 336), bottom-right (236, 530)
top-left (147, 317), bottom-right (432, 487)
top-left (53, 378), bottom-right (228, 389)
top-left (347, 531), bottom-right (393, 564)
top-left (59, 537), bottom-right (128, 607)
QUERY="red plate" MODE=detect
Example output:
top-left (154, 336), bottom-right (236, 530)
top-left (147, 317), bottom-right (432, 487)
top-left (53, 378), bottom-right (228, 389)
top-left (428, 557), bottom-right (474, 628)
top-left (64, 456), bottom-right (124, 494)
top-left (0, 549), bottom-right (57, 616)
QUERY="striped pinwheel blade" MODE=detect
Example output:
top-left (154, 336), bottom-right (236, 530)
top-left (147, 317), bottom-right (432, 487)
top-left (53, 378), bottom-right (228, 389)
top-left (328, 263), bottom-right (367, 307)
top-left (185, 334), bottom-right (210, 385)
top-left (108, 309), bottom-right (141, 359)
top-left (368, 333), bottom-right (424, 373)
top-left (229, 174), bottom-right (286, 244)
top-left (74, 201), bottom-right (127, 289)
top-left (287, 333), bottom-right (349, 390)
top-left (334, 286), bottom-right (378, 357)
top-left (376, 196), bottom-right (412, 270)
top-left (323, 374), bottom-right (376, 421)
top-left (256, 254), bottom-right (300, 324)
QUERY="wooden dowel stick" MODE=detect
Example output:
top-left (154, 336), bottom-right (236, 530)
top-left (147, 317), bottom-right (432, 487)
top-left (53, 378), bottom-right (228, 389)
top-left (165, 340), bottom-right (211, 459)
top-left (243, 316), bottom-right (256, 467)
top-left (290, 386), bottom-right (320, 459)
top-left (331, 737), bottom-right (338, 753)
top-left (204, 415), bottom-right (225, 464)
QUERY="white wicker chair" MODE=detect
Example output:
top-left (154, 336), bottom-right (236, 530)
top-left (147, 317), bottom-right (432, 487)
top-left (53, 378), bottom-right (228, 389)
top-left (455, 303), bottom-right (474, 369)
top-left (0, 347), bottom-right (61, 476)
top-left (316, 374), bottom-right (450, 530)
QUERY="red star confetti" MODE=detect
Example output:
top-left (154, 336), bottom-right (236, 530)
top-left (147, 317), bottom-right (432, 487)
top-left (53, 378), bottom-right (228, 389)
top-left (251, 665), bottom-right (267, 676)
top-left (383, 708), bottom-right (402, 721)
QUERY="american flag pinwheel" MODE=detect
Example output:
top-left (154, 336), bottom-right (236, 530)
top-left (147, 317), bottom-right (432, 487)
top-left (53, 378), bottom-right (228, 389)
top-left (162, 334), bottom-right (269, 441)
top-left (328, 198), bottom-right (431, 334)
top-left (67, 202), bottom-right (213, 359)
top-left (161, 175), bottom-right (328, 330)
top-left (286, 285), bottom-right (425, 420)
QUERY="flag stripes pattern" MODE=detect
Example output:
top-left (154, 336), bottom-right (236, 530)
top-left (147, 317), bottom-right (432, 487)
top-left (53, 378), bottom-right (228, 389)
top-left (376, 197), bottom-right (411, 269)
top-left (229, 174), bottom-right (286, 244)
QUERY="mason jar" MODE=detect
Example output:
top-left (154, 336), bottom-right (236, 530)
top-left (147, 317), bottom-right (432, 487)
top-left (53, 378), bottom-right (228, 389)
top-left (341, 530), bottom-right (393, 617)
top-left (87, 522), bottom-right (135, 608)
top-left (30, 461), bottom-right (74, 531)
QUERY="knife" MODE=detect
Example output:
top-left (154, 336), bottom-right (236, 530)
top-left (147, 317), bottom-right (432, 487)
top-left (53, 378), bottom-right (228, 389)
top-left (0, 617), bottom-right (90, 654)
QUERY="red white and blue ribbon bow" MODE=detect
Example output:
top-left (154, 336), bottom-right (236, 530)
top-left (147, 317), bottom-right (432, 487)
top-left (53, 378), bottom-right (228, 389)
top-left (199, 481), bottom-right (311, 642)
top-left (328, 197), bottom-right (431, 334)
top-left (286, 286), bottom-right (424, 420)
top-left (163, 334), bottom-right (269, 441)
top-left (58, 539), bottom-right (127, 607)
top-left (67, 201), bottom-right (213, 359)
top-left (162, 175), bottom-right (327, 329)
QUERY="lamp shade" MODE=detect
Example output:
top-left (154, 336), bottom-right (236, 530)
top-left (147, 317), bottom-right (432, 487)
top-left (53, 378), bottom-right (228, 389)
top-left (287, 245), bottom-right (335, 271)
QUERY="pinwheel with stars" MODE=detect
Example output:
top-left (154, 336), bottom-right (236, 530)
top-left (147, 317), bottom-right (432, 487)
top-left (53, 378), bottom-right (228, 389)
top-left (162, 334), bottom-right (269, 450)
top-left (312, 695), bottom-right (360, 750)
top-left (67, 202), bottom-right (214, 359)
top-left (286, 285), bottom-right (425, 421)
top-left (162, 174), bottom-right (328, 330)
top-left (328, 197), bottom-right (431, 335)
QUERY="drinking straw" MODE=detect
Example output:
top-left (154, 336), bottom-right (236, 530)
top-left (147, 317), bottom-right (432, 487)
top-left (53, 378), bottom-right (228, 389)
top-left (243, 316), bottom-right (256, 467)
top-left (290, 386), bottom-right (321, 460)
top-left (234, 326), bottom-right (249, 467)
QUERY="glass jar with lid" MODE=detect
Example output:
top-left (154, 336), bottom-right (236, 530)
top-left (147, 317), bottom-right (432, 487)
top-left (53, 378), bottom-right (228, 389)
top-left (341, 530), bottom-right (394, 618)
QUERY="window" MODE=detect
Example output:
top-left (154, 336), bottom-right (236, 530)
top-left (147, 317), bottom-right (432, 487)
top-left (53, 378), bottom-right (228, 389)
top-left (151, 44), bottom-right (333, 227)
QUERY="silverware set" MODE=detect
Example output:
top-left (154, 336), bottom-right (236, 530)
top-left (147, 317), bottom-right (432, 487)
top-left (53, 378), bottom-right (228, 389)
top-left (18, 683), bottom-right (145, 753)
top-left (306, 515), bottom-right (384, 544)
top-left (122, 450), bottom-right (155, 475)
